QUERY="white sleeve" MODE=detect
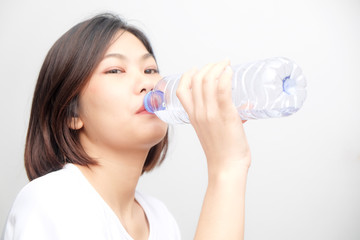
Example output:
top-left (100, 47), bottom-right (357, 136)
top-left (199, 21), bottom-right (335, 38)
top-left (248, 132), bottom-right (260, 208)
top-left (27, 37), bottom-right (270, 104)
top-left (2, 181), bottom-right (108, 240)
top-left (2, 184), bottom-right (61, 240)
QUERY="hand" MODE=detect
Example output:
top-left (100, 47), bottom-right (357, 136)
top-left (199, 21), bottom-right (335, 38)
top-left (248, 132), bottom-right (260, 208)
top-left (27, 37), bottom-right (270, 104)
top-left (176, 60), bottom-right (251, 177)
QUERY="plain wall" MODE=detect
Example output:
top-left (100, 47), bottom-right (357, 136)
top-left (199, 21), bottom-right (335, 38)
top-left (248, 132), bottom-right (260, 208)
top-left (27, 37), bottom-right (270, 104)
top-left (1, 0), bottom-right (359, 239)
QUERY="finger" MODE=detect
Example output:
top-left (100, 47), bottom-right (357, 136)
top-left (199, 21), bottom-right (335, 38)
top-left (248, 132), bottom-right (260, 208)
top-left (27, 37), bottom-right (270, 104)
top-left (217, 65), bottom-right (233, 108)
top-left (202, 60), bottom-right (231, 115)
top-left (176, 68), bottom-right (197, 116)
top-left (191, 63), bottom-right (215, 118)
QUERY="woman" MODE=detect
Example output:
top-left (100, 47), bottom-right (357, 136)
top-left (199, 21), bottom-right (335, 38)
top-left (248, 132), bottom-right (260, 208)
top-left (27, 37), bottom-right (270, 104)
top-left (2, 13), bottom-right (250, 240)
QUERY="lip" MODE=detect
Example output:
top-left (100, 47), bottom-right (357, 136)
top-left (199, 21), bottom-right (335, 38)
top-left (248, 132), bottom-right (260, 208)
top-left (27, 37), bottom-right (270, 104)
top-left (136, 105), bottom-right (152, 114)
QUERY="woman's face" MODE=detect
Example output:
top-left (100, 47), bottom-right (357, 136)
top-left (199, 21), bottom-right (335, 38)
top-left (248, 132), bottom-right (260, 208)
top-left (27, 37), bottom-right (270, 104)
top-left (77, 31), bottom-right (167, 153)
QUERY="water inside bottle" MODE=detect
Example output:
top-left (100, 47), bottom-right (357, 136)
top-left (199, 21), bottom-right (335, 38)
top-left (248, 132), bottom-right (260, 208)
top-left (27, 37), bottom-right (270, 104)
top-left (154, 109), bottom-right (190, 124)
top-left (238, 107), bottom-right (300, 120)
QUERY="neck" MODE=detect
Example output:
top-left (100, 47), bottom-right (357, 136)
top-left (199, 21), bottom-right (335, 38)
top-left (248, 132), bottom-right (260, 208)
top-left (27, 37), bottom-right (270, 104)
top-left (76, 147), bottom-right (149, 218)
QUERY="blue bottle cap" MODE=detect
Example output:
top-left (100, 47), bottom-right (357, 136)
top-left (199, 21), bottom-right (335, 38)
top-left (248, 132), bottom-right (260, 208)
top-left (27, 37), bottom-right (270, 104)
top-left (144, 90), bottom-right (165, 113)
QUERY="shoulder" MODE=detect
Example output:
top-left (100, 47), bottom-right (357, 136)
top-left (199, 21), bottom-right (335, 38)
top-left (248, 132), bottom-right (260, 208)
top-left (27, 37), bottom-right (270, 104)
top-left (3, 164), bottom-right (105, 240)
top-left (12, 164), bottom-right (80, 208)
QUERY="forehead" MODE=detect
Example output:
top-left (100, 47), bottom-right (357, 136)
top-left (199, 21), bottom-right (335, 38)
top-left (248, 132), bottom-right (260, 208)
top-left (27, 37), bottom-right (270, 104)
top-left (105, 30), bottom-right (149, 56)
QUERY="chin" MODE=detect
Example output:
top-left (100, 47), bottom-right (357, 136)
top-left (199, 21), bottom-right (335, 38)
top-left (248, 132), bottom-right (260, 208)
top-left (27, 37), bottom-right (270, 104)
top-left (151, 124), bottom-right (168, 144)
top-left (151, 118), bottom-right (168, 134)
top-left (138, 121), bottom-right (168, 146)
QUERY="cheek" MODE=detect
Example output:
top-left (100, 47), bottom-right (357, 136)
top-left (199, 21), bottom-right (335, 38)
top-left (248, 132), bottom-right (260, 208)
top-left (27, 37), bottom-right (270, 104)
top-left (78, 83), bottom-right (137, 148)
top-left (79, 82), bottom-right (131, 128)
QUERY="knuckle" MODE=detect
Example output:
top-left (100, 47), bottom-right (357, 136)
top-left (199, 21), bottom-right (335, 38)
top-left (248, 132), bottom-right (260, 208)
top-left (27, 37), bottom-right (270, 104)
top-left (202, 75), bottom-right (211, 84)
top-left (206, 111), bottom-right (217, 123)
top-left (192, 108), bottom-right (219, 124)
top-left (192, 73), bottom-right (202, 84)
top-left (217, 84), bottom-right (230, 95)
top-left (217, 78), bottom-right (232, 94)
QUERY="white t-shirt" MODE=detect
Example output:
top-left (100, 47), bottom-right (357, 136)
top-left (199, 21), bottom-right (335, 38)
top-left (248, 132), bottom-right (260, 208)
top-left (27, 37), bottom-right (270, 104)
top-left (2, 164), bottom-right (181, 240)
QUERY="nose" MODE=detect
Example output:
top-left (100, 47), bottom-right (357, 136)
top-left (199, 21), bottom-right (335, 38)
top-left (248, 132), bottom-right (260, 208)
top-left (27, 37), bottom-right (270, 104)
top-left (136, 74), bottom-right (159, 95)
top-left (139, 81), bottom-right (154, 94)
top-left (132, 68), bottom-right (160, 94)
top-left (140, 86), bottom-right (152, 94)
top-left (135, 76), bottom-right (156, 94)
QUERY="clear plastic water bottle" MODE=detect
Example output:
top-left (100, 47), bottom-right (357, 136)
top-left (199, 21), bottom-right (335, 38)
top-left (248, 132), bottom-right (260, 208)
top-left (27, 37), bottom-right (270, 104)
top-left (144, 57), bottom-right (307, 124)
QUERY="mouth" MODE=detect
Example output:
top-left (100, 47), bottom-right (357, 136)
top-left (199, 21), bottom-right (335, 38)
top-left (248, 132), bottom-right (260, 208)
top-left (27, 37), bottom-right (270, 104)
top-left (136, 105), bottom-right (153, 114)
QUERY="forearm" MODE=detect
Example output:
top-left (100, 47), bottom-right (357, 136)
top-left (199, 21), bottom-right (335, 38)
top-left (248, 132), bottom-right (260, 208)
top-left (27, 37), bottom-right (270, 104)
top-left (176, 61), bottom-right (251, 240)
top-left (194, 161), bottom-right (249, 240)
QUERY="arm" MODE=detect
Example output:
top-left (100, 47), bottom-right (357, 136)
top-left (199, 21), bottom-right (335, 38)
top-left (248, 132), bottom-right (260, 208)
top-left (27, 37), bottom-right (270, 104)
top-left (177, 61), bottom-right (251, 240)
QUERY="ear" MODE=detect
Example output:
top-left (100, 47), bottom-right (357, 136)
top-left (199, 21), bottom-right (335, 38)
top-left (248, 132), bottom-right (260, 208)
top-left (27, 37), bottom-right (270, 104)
top-left (68, 117), bottom-right (84, 130)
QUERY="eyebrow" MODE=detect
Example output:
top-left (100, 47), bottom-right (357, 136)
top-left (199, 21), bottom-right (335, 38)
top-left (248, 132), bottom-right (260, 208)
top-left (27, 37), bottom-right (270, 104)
top-left (103, 53), bottom-right (154, 62)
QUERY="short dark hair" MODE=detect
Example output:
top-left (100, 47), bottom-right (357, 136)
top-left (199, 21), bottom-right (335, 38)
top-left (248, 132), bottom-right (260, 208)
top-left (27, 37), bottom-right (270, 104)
top-left (25, 13), bottom-right (168, 180)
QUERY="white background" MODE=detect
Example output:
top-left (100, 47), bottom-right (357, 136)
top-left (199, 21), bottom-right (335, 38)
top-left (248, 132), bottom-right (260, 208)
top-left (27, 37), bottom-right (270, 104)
top-left (1, 0), bottom-right (359, 239)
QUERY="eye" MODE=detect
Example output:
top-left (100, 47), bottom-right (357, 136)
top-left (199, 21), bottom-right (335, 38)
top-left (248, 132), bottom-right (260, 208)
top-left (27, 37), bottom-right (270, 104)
top-left (144, 68), bottom-right (159, 74)
top-left (106, 69), bottom-right (124, 74)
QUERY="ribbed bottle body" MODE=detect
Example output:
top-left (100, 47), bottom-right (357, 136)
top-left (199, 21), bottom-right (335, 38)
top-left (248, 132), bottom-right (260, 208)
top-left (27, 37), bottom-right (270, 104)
top-left (144, 57), bottom-right (307, 124)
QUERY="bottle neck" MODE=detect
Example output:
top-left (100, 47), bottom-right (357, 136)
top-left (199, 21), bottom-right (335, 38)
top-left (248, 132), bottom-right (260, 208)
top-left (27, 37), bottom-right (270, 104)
top-left (144, 90), bottom-right (165, 113)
